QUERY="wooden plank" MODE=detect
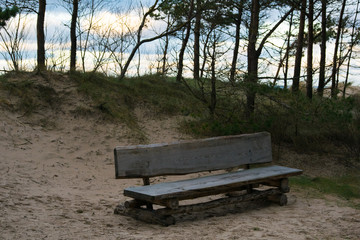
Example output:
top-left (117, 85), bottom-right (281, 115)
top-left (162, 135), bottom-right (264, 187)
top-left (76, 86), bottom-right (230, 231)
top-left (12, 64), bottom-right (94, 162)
top-left (124, 165), bottom-right (303, 202)
top-left (114, 132), bottom-right (272, 178)
top-left (115, 189), bottom-right (284, 226)
top-left (155, 188), bottom-right (283, 216)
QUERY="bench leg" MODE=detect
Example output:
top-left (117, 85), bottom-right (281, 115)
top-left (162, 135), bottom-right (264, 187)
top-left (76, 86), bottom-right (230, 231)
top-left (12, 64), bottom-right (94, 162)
top-left (267, 193), bottom-right (288, 206)
top-left (263, 178), bottom-right (290, 193)
top-left (142, 177), bottom-right (154, 210)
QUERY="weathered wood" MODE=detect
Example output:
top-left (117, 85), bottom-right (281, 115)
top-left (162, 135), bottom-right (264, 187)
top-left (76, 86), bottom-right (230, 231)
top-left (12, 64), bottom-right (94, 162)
top-left (124, 165), bottom-right (302, 202)
top-left (226, 184), bottom-right (259, 197)
top-left (124, 200), bottom-right (147, 208)
top-left (267, 193), bottom-right (288, 206)
top-left (142, 177), bottom-right (150, 185)
top-left (114, 204), bottom-right (175, 226)
top-left (263, 178), bottom-right (290, 193)
top-left (142, 177), bottom-right (153, 210)
top-left (114, 132), bottom-right (273, 178)
top-left (118, 189), bottom-right (282, 226)
top-left (113, 132), bottom-right (303, 225)
top-left (156, 198), bottom-right (179, 209)
top-left (155, 188), bottom-right (282, 216)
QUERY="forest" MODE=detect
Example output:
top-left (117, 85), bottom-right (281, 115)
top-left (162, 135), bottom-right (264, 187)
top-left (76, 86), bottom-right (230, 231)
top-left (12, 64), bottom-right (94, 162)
top-left (0, 0), bottom-right (360, 160)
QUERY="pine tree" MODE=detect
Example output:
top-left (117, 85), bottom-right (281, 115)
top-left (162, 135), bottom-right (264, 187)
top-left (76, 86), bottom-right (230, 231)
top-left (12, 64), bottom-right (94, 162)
top-left (0, 5), bottom-right (18, 27)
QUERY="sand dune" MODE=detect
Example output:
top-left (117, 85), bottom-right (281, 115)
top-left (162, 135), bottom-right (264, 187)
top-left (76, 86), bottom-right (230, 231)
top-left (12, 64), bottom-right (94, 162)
top-left (0, 76), bottom-right (359, 239)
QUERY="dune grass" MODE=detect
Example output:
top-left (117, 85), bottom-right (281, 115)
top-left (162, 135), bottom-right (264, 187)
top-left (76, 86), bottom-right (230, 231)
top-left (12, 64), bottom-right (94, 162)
top-left (291, 175), bottom-right (360, 209)
top-left (72, 72), bottom-right (202, 122)
top-left (0, 73), bottom-right (59, 114)
top-left (1, 71), bottom-right (359, 157)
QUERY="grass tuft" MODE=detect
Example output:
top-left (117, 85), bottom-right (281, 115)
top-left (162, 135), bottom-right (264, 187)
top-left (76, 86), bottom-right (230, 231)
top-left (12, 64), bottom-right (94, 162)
top-left (291, 175), bottom-right (360, 201)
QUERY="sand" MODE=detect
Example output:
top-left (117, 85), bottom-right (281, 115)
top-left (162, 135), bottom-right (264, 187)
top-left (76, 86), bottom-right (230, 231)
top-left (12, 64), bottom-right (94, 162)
top-left (1, 76), bottom-right (359, 239)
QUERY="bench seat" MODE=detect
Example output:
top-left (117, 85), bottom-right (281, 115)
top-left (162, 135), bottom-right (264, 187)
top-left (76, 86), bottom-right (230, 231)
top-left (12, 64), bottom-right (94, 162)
top-left (124, 165), bottom-right (302, 203)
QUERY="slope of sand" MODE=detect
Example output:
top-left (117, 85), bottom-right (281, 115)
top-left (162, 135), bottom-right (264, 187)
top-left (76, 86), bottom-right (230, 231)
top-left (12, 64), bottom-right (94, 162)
top-left (1, 75), bottom-right (359, 239)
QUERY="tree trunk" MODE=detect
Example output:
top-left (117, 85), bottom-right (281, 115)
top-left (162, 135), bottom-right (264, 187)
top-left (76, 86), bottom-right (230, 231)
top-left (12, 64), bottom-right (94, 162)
top-left (193, 0), bottom-right (201, 80)
top-left (209, 31), bottom-right (217, 117)
top-left (246, 0), bottom-right (260, 117)
top-left (37, 0), bottom-right (46, 72)
top-left (200, 30), bottom-right (212, 78)
top-left (343, 0), bottom-right (360, 98)
top-left (306, 0), bottom-right (314, 99)
top-left (336, 27), bottom-right (345, 89)
top-left (79, 0), bottom-right (95, 73)
top-left (70, 0), bottom-right (78, 72)
top-left (292, 0), bottom-right (306, 93)
top-left (176, 0), bottom-right (195, 82)
top-left (317, 0), bottom-right (327, 96)
top-left (245, 2), bottom-right (293, 116)
top-left (284, 12), bottom-right (293, 89)
top-left (161, 33), bottom-right (169, 75)
top-left (137, 48), bottom-right (141, 77)
top-left (161, 15), bottom-right (171, 75)
top-left (229, 0), bottom-right (244, 84)
top-left (331, 0), bottom-right (346, 98)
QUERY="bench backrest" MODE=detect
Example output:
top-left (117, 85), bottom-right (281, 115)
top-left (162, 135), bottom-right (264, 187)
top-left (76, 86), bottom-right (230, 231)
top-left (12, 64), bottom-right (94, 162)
top-left (114, 132), bottom-right (272, 178)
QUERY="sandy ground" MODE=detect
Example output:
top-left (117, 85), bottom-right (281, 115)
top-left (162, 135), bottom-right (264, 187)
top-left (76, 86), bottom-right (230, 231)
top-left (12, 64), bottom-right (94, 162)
top-left (1, 76), bottom-right (360, 239)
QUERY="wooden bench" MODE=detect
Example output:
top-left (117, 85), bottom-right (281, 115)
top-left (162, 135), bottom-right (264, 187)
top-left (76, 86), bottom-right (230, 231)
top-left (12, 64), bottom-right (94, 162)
top-left (113, 132), bottom-right (302, 226)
